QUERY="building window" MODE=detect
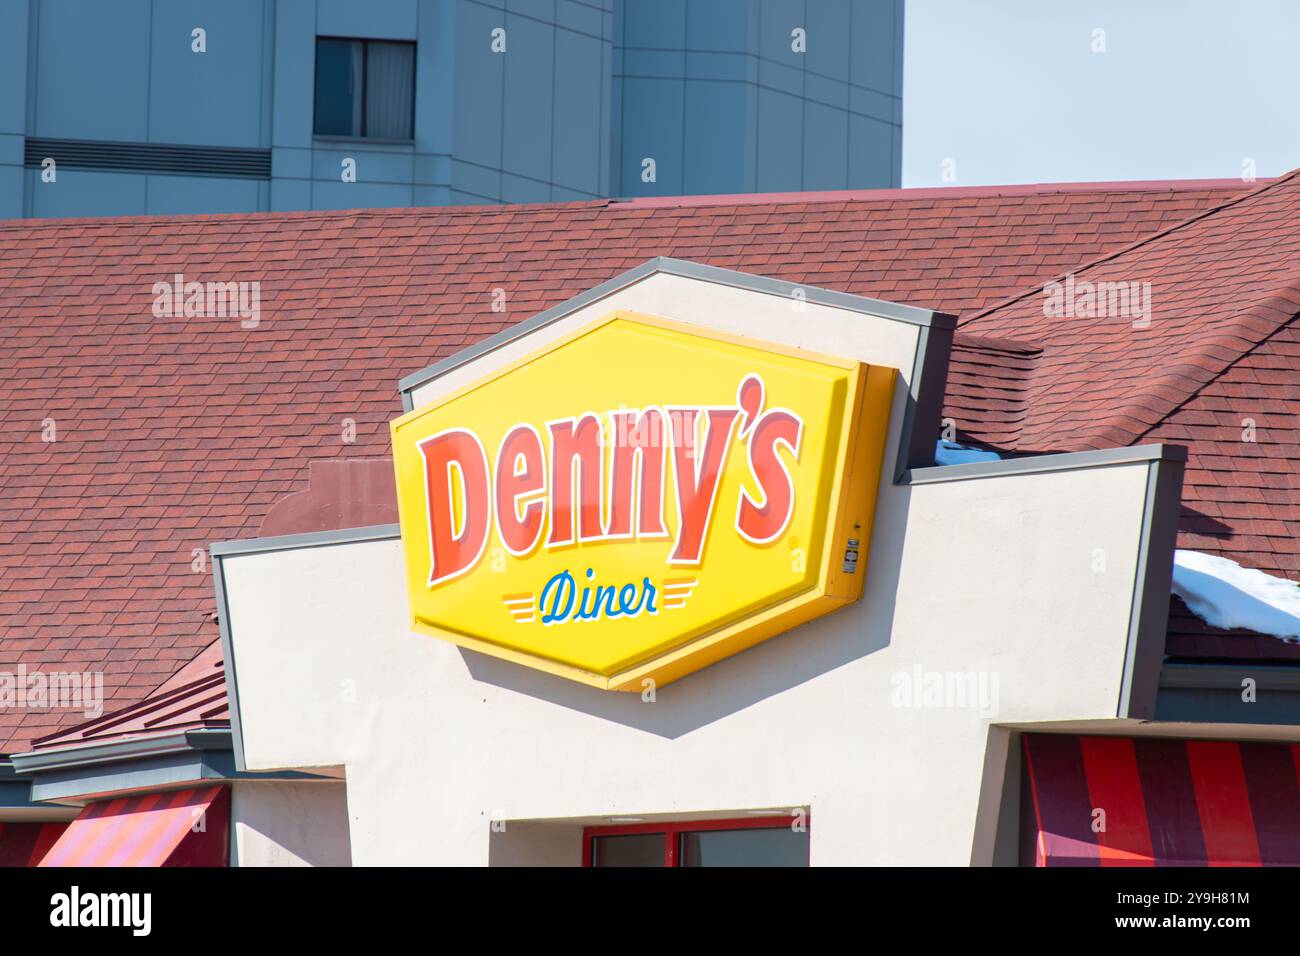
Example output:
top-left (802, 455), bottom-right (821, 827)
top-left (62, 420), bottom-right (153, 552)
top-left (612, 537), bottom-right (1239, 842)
top-left (314, 38), bottom-right (415, 139)
top-left (583, 817), bottom-right (809, 867)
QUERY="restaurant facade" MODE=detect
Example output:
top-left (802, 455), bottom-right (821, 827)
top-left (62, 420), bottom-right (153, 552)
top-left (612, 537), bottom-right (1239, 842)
top-left (4, 175), bottom-right (1300, 865)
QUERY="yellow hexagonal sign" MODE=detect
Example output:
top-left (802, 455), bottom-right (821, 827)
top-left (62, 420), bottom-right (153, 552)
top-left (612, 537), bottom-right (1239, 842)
top-left (390, 312), bottom-right (894, 690)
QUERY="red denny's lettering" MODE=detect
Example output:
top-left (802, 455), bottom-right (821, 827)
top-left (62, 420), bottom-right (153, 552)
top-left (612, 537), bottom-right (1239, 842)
top-left (415, 373), bottom-right (804, 586)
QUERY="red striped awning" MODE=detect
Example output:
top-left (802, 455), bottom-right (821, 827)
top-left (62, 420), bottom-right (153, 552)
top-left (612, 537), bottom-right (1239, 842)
top-left (0, 822), bottom-right (68, 867)
top-left (38, 786), bottom-right (228, 867)
top-left (1022, 734), bottom-right (1300, 866)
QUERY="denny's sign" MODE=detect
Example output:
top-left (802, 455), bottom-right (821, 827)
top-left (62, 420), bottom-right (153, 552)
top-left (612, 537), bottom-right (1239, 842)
top-left (390, 313), bottom-right (894, 690)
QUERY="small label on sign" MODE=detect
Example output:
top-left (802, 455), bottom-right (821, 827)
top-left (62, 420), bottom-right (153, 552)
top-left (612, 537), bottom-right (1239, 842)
top-left (843, 538), bottom-right (860, 574)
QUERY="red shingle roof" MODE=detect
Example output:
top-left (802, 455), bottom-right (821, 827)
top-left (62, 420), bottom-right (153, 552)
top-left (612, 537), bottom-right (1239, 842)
top-left (957, 170), bottom-right (1300, 453)
top-left (0, 178), bottom-right (1270, 752)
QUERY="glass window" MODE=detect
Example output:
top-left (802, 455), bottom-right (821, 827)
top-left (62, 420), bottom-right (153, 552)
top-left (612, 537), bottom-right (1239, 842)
top-left (591, 833), bottom-right (665, 867)
top-left (314, 38), bottom-right (415, 139)
top-left (314, 39), bottom-right (362, 137)
top-left (364, 41), bottom-right (416, 138)
top-left (679, 826), bottom-right (809, 867)
top-left (586, 818), bottom-right (809, 867)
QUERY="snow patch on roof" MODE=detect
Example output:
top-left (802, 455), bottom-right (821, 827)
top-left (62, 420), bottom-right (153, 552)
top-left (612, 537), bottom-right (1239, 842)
top-left (1171, 550), bottom-right (1300, 640)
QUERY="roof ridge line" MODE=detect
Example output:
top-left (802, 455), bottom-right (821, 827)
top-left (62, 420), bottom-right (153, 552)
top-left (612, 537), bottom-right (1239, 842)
top-left (956, 168), bottom-right (1300, 453)
top-left (1059, 278), bottom-right (1300, 452)
top-left (964, 167), bottom-right (1300, 324)
top-left (613, 177), bottom-right (1263, 209)
top-left (1125, 291), bottom-right (1300, 448)
top-left (0, 175), bottom-right (1258, 231)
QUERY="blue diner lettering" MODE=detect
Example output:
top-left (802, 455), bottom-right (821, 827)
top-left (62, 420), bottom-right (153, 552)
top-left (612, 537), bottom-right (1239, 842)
top-left (540, 568), bottom-right (657, 625)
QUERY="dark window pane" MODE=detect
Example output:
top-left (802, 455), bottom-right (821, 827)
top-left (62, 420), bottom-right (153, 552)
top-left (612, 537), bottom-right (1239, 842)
top-left (592, 833), bottom-right (664, 867)
top-left (679, 827), bottom-right (809, 867)
top-left (365, 41), bottom-right (415, 139)
top-left (314, 38), bottom-right (362, 136)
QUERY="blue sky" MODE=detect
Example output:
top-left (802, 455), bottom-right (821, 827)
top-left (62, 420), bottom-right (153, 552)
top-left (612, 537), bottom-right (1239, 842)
top-left (902, 0), bottom-right (1300, 186)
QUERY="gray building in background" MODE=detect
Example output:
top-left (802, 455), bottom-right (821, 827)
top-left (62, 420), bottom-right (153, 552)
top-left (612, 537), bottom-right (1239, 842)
top-left (0, 0), bottom-right (903, 219)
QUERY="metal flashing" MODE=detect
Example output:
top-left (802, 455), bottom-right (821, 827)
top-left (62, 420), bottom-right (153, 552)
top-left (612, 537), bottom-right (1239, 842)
top-left (211, 522), bottom-right (401, 559)
top-left (213, 553), bottom-right (246, 773)
top-left (11, 729), bottom-right (336, 804)
top-left (1161, 661), bottom-right (1300, 691)
top-left (902, 443), bottom-right (1187, 485)
top-left (1117, 453), bottom-right (1186, 719)
top-left (28, 751), bottom-right (336, 805)
top-left (894, 320), bottom-right (954, 481)
top-left (395, 257), bottom-right (955, 479)
top-left (396, 257), bottom-right (952, 393)
top-left (10, 729), bottom-right (226, 775)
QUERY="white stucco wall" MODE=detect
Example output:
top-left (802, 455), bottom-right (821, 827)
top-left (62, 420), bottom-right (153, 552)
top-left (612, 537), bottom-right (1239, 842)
top-left (219, 270), bottom-right (1161, 865)
top-left (487, 821), bottom-right (584, 866)
top-left (231, 781), bottom-right (352, 867)
top-left (221, 459), bottom-right (1155, 867)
